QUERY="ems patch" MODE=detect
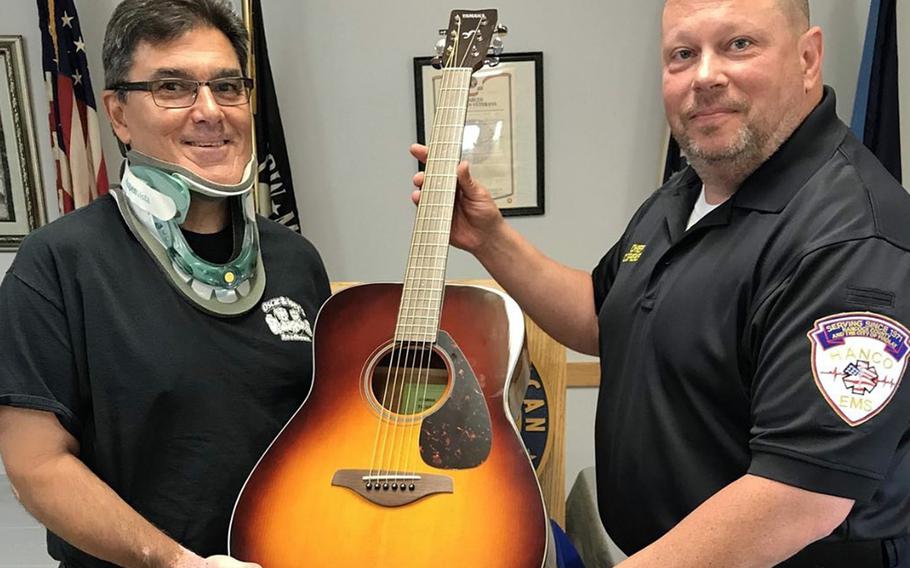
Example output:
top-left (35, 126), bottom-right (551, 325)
top-left (808, 312), bottom-right (909, 426)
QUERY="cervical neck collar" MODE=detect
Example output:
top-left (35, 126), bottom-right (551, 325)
top-left (111, 150), bottom-right (266, 317)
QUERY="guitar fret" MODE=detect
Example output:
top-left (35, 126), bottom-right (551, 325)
top-left (393, 69), bottom-right (468, 342)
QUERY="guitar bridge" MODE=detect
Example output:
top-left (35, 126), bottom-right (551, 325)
top-left (331, 469), bottom-right (453, 507)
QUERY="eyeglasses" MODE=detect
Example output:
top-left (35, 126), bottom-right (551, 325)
top-left (110, 77), bottom-right (254, 109)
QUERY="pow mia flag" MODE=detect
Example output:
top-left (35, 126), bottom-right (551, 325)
top-left (251, 0), bottom-right (301, 232)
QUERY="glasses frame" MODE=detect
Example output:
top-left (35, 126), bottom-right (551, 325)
top-left (109, 77), bottom-right (254, 109)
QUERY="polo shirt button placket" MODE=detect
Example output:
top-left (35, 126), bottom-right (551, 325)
top-left (641, 253), bottom-right (675, 311)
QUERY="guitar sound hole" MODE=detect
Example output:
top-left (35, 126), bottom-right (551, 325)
top-left (370, 346), bottom-right (450, 416)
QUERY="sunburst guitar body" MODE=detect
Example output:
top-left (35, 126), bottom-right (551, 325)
top-left (229, 9), bottom-right (552, 567)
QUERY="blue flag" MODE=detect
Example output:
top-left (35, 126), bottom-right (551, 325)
top-left (851, 0), bottom-right (901, 183)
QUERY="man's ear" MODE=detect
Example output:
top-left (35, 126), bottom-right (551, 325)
top-left (799, 26), bottom-right (824, 93)
top-left (101, 90), bottom-right (131, 147)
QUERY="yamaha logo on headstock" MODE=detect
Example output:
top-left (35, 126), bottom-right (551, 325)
top-left (436, 9), bottom-right (504, 72)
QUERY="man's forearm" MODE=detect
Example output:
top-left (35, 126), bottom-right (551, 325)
top-left (10, 452), bottom-right (197, 568)
top-left (617, 474), bottom-right (854, 568)
top-left (474, 222), bottom-right (600, 355)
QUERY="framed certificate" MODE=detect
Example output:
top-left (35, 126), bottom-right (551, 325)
top-left (414, 52), bottom-right (544, 217)
top-left (0, 36), bottom-right (45, 250)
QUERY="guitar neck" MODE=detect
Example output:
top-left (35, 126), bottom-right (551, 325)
top-left (396, 67), bottom-right (473, 344)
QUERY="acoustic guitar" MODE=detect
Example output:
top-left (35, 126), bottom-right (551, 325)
top-left (229, 10), bottom-right (552, 566)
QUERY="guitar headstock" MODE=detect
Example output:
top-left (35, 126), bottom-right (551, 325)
top-left (432, 9), bottom-right (507, 71)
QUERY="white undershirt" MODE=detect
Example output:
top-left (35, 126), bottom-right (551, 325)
top-left (686, 186), bottom-right (723, 230)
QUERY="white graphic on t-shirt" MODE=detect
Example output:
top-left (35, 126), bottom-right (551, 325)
top-left (261, 297), bottom-right (313, 342)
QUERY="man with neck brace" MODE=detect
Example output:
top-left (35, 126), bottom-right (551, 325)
top-left (0, 1), bottom-right (330, 566)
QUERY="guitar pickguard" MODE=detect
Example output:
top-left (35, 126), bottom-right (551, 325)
top-left (419, 331), bottom-right (493, 469)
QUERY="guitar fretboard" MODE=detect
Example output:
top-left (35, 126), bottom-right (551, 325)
top-left (395, 68), bottom-right (473, 343)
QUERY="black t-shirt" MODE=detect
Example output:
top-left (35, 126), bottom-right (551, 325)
top-left (591, 88), bottom-right (910, 555)
top-left (0, 196), bottom-right (331, 566)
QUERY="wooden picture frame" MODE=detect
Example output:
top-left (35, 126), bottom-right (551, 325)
top-left (0, 36), bottom-right (46, 250)
top-left (414, 52), bottom-right (545, 217)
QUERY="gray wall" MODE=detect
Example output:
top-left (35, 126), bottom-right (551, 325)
top-left (0, 0), bottom-right (895, 499)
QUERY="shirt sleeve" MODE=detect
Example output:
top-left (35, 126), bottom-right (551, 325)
top-left (0, 266), bottom-right (83, 438)
top-left (746, 237), bottom-right (910, 501)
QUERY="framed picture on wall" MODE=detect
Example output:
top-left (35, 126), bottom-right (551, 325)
top-left (414, 52), bottom-right (545, 217)
top-left (0, 35), bottom-right (46, 251)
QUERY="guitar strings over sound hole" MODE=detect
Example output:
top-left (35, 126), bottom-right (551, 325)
top-left (370, 345), bottom-right (450, 416)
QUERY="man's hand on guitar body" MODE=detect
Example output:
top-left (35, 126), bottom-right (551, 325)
top-left (172, 550), bottom-right (262, 568)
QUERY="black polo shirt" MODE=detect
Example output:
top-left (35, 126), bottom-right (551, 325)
top-left (592, 88), bottom-right (910, 555)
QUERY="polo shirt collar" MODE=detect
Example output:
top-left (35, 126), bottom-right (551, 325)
top-left (731, 86), bottom-right (848, 213)
top-left (664, 86), bottom-right (848, 218)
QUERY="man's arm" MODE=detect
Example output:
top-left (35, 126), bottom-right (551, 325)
top-left (0, 406), bottom-right (258, 568)
top-left (410, 144), bottom-right (600, 355)
top-left (618, 474), bottom-right (854, 568)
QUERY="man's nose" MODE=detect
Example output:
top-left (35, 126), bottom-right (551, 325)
top-left (693, 52), bottom-right (728, 91)
top-left (190, 85), bottom-right (224, 120)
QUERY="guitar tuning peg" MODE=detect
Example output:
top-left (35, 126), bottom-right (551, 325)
top-left (431, 55), bottom-right (443, 69)
top-left (489, 35), bottom-right (504, 57)
top-left (494, 24), bottom-right (508, 35)
top-left (438, 28), bottom-right (447, 36)
top-left (486, 57), bottom-right (501, 68)
top-left (435, 36), bottom-right (446, 57)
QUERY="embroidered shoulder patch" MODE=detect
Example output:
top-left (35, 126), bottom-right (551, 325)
top-left (808, 312), bottom-right (909, 426)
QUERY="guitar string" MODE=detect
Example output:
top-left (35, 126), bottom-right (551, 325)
top-left (374, 13), bottom-right (487, 484)
top-left (403, 15), bottom-right (485, 480)
top-left (398, 73), bottom-right (465, 481)
top-left (391, 35), bottom-right (467, 481)
top-left (371, 41), bottom-right (459, 484)
top-left (392, 63), bottom-right (463, 482)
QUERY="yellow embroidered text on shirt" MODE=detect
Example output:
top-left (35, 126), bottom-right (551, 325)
top-left (622, 244), bottom-right (647, 263)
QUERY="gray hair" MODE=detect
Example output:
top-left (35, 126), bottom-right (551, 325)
top-left (102, 0), bottom-right (248, 89)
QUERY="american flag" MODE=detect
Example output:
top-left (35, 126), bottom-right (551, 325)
top-left (37, 0), bottom-right (108, 214)
top-left (843, 361), bottom-right (879, 395)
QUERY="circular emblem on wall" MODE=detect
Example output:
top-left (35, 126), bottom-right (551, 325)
top-left (518, 363), bottom-right (550, 472)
